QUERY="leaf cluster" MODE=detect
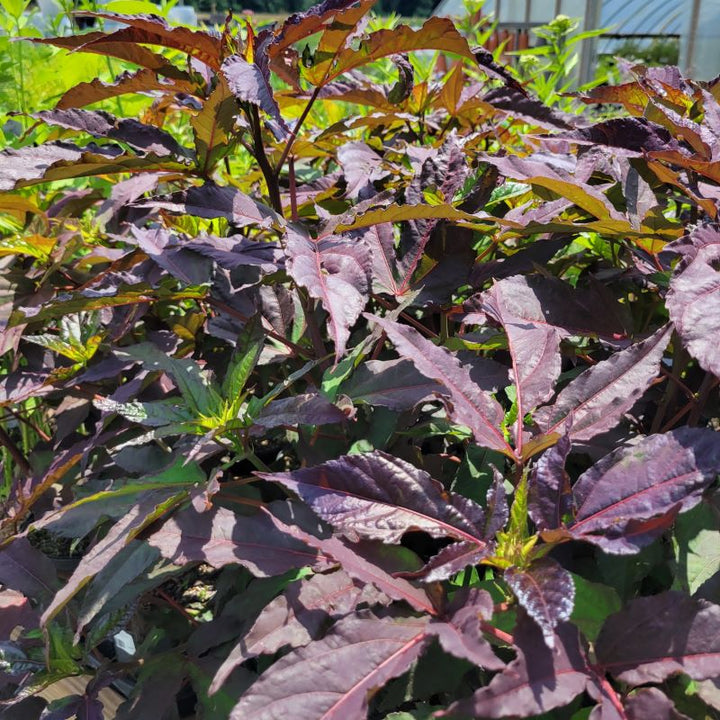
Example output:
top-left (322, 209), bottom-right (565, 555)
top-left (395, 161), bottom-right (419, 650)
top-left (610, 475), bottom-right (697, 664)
top-left (1, 4), bottom-right (720, 719)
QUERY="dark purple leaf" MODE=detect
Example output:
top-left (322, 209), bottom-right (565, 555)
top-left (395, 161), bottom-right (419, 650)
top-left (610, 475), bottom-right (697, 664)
top-left (666, 225), bottom-right (720, 378)
top-left (258, 450), bottom-right (485, 544)
top-left (534, 324), bottom-right (672, 442)
top-left (337, 141), bottom-right (383, 200)
top-left (252, 393), bottom-right (347, 429)
top-left (0, 538), bottom-right (59, 605)
top-left (341, 359), bottom-right (443, 411)
top-left (529, 433), bottom-right (573, 532)
top-left (569, 428), bottom-right (720, 553)
top-left (484, 86), bottom-right (574, 130)
top-left (481, 277), bottom-right (563, 448)
top-left (286, 227), bottom-right (371, 360)
top-left (288, 531), bottom-right (435, 614)
top-left (561, 117), bottom-right (676, 155)
top-left (222, 54), bottom-right (288, 133)
top-left (484, 468), bottom-right (509, 539)
top-left (469, 236), bottom-right (570, 286)
top-left (473, 48), bottom-right (526, 95)
top-left (210, 569), bottom-right (382, 693)
top-left (0, 589), bottom-right (39, 639)
top-left (397, 138), bottom-right (469, 290)
top-left (505, 558), bottom-right (575, 648)
top-left (34, 109), bottom-right (188, 158)
top-left (440, 615), bottom-right (592, 719)
top-left (229, 614), bottom-right (431, 720)
top-left (186, 235), bottom-right (284, 272)
top-left (147, 505), bottom-right (330, 578)
top-left (596, 591), bottom-right (720, 684)
top-left (406, 541), bottom-right (492, 583)
top-left (625, 688), bottom-right (689, 720)
top-left (368, 315), bottom-right (513, 456)
top-left (429, 588), bottom-right (505, 669)
top-left (95, 172), bottom-right (164, 229)
top-left (142, 183), bottom-right (281, 228)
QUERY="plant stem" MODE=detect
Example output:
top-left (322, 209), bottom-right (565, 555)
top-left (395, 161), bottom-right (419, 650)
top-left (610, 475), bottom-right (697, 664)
top-left (249, 105), bottom-right (283, 214)
top-left (275, 85), bottom-right (321, 178)
top-left (0, 426), bottom-right (31, 476)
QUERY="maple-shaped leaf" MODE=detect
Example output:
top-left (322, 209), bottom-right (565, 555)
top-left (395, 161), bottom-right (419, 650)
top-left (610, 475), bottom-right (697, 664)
top-left (534, 324), bottom-right (672, 442)
top-left (568, 427), bottom-right (720, 554)
top-left (229, 613), bottom-right (432, 720)
top-left (528, 433), bottom-right (572, 532)
top-left (505, 558), bottom-right (575, 648)
top-left (596, 591), bottom-right (720, 685)
top-left (286, 226), bottom-right (371, 360)
top-left (368, 314), bottom-right (513, 457)
top-left (211, 569), bottom-right (385, 693)
top-left (667, 225), bottom-right (720, 378)
top-left (258, 450), bottom-right (486, 544)
top-left (428, 588), bottom-right (505, 670)
top-left (440, 614), bottom-right (593, 719)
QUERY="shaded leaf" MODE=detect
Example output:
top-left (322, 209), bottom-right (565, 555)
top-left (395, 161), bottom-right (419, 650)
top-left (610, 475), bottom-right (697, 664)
top-left (569, 428), bottom-right (720, 553)
top-left (505, 558), bottom-right (575, 648)
top-left (368, 315), bottom-right (513, 456)
top-left (252, 393), bottom-right (347, 429)
top-left (147, 505), bottom-right (329, 577)
top-left (440, 615), bottom-right (592, 719)
top-left (229, 614), bottom-right (431, 720)
top-left (666, 225), bottom-right (720, 378)
top-left (35, 109), bottom-right (188, 158)
top-left (534, 324), bottom-right (672, 442)
top-left (428, 588), bottom-right (505, 669)
top-left (596, 591), bottom-right (720, 684)
top-left (211, 569), bottom-right (383, 693)
top-left (407, 541), bottom-right (492, 582)
top-left (341, 359), bottom-right (443, 411)
top-left (528, 433), bottom-right (572, 532)
top-left (0, 538), bottom-right (59, 605)
top-left (625, 688), bottom-right (689, 720)
top-left (41, 489), bottom-right (185, 626)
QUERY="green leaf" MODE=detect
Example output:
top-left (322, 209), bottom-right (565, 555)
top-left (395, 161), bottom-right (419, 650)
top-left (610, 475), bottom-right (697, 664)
top-left (673, 502), bottom-right (720, 595)
top-left (569, 575), bottom-right (621, 642)
top-left (117, 343), bottom-right (223, 417)
top-left (222, 319), bottom-right (265, 402)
